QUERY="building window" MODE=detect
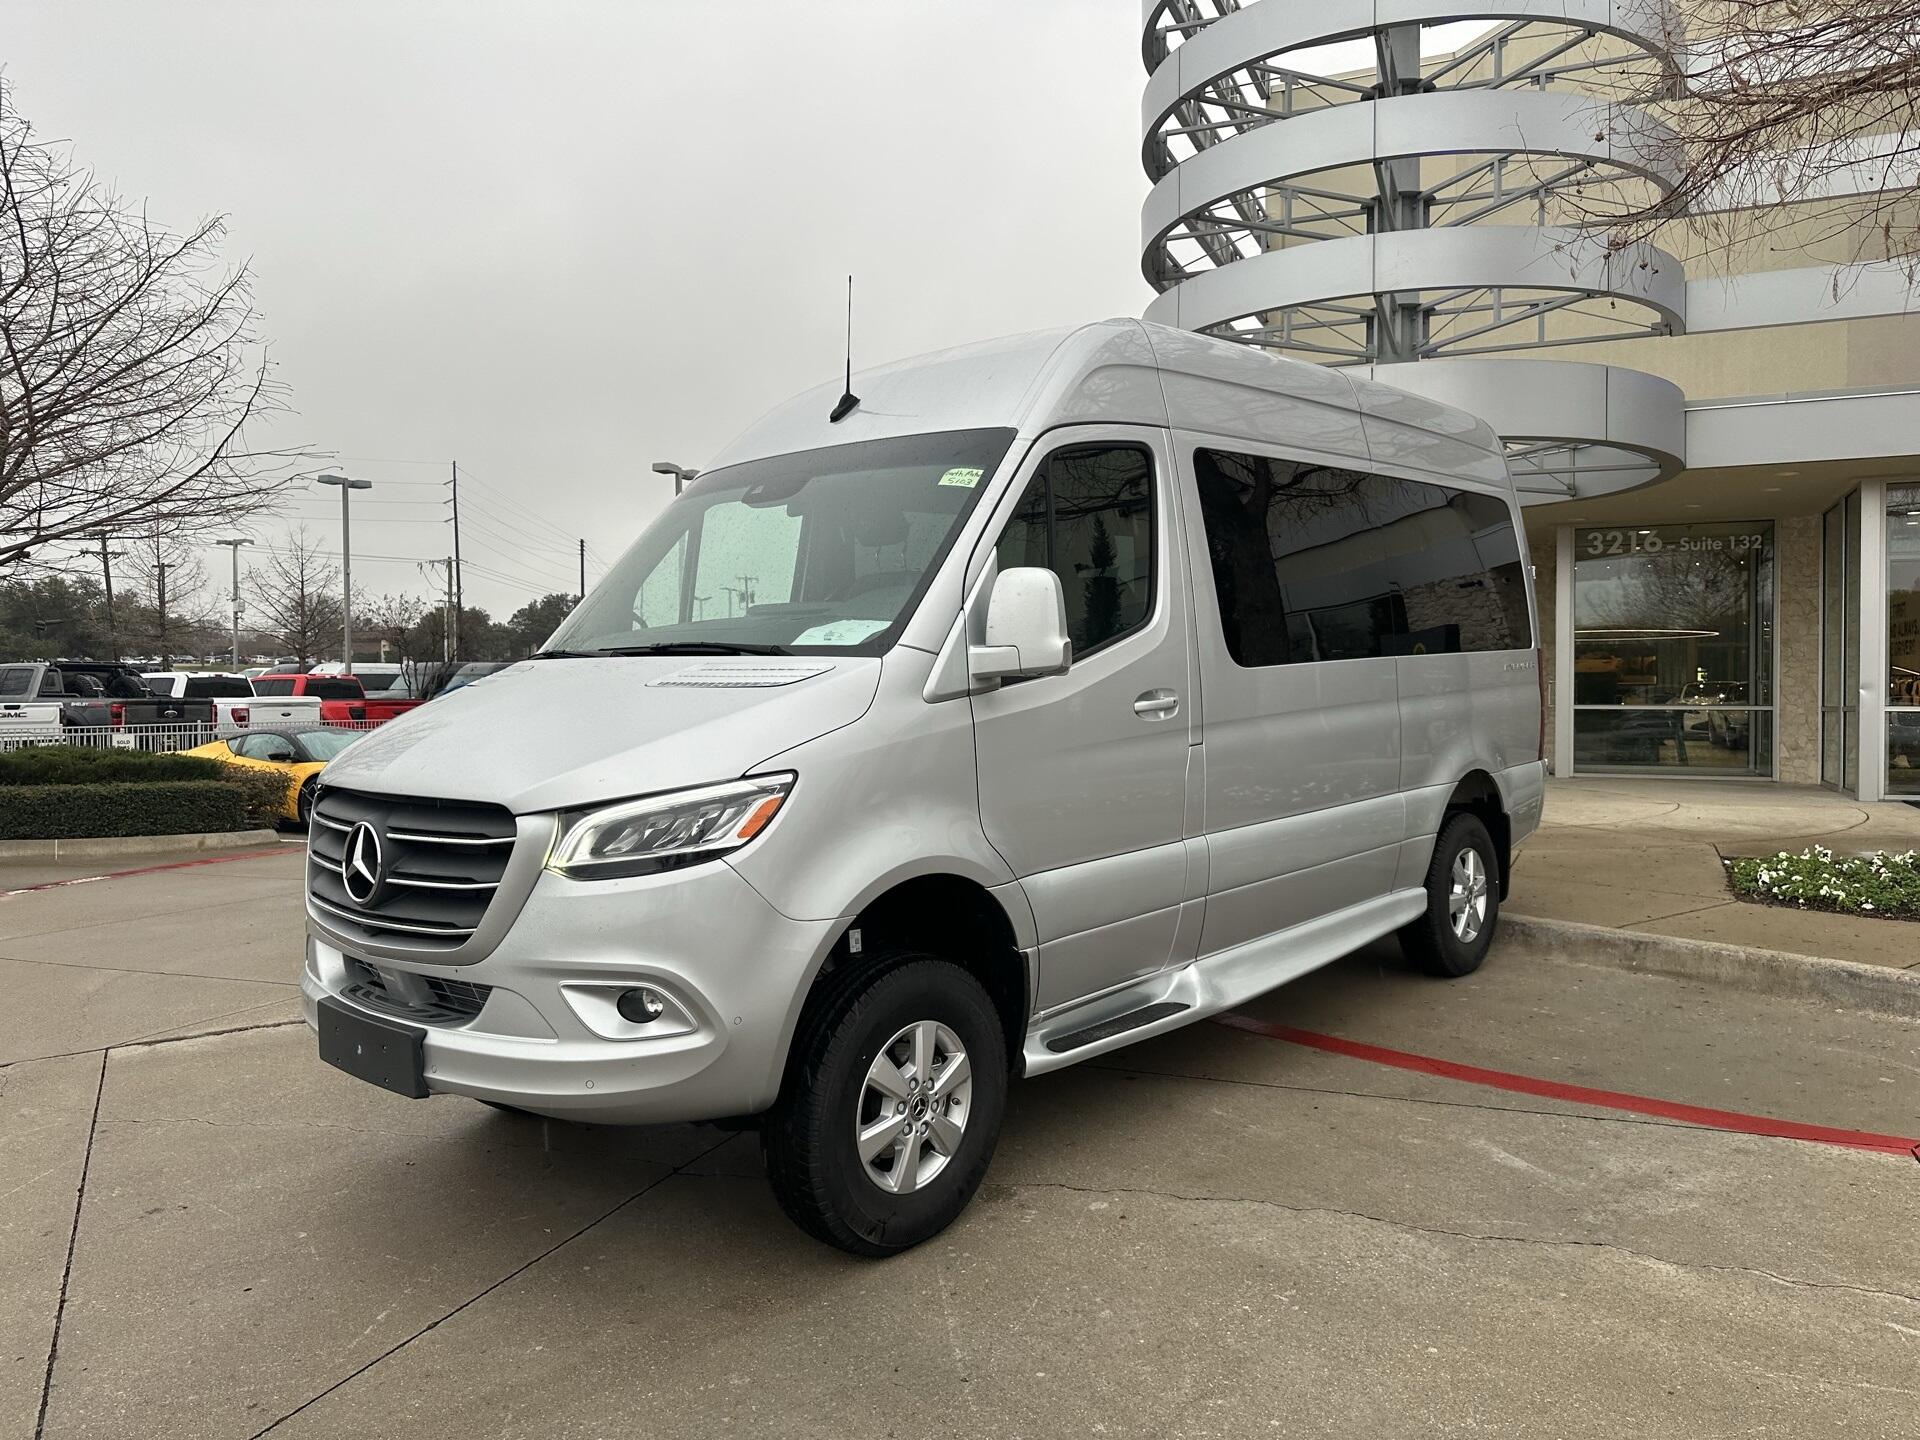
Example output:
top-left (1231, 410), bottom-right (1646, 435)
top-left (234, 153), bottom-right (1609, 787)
top-left (1822, 499), bottom-right (1850, 790)
top-left (1888, 484), bottom-right (1920, 796)
top-left (1571, 522), bottom-right (1775, 775)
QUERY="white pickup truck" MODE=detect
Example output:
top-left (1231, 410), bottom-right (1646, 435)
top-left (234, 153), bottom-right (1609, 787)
top-left (141, 672), bottom-right (324, 738)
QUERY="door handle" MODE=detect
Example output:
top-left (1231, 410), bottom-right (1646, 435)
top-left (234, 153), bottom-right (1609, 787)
top-left (1132, 688), bottom-right (1180, 720)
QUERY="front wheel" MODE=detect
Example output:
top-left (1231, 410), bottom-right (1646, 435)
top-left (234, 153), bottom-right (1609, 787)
top-left (762, 953), bottom-right (1007, 1257)
top-left (1399, 811), bottom-right (1500, 978)
top-left (295, 778), bottom-right (317, 828)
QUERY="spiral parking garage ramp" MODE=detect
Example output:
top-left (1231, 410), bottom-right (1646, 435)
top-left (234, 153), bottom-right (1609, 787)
top-left (1139, 0), bottom-right (1693, 501)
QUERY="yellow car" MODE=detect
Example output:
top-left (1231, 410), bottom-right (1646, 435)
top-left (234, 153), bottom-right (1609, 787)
top-left (184, 727), bottom-right (362, 825)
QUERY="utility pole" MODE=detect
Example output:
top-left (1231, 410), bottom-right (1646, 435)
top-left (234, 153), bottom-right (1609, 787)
top-left (214, 538), bottom-right (253, 669)
top-left (98, 538), bottom-right (124, 661)
top-left (449, 461), bottom-right (464, 660)
top-left (579, 539), bottom-right (587, 602)
top-left (154, 561), bottom-right (171, 668)
top-left (443, 558), bottom-right (455, 663)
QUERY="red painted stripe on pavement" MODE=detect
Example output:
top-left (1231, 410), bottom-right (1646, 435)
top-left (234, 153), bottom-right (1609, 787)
top-left (1216, 1013), bottom-right (1920, 1160)
top-left (0, 844), bottom-right (302, 899)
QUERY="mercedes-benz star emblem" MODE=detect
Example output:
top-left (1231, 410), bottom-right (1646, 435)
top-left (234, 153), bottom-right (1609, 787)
top-left (341, 821), bottom-right (383, 905)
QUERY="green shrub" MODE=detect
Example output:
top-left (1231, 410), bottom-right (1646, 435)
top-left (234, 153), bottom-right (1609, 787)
top-left (222, 766), bottom-right (297, 827)
top-left (1726, 847), bottom-right (1920, 920)
top-left (0, 746), bottom-right (230, 786)
top-left (0, 782), bottom-right (248, 839)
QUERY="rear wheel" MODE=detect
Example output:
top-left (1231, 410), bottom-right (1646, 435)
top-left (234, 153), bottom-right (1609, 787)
top-left (295, 778), bottom-right (317, 828)
top-left (763, 952), bottom-right (1007, 1257)
top-left (1400, 811), bottom-right (1500, 978)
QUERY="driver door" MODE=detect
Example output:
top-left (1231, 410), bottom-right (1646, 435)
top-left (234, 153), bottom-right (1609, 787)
top-left (969, 428), bottom-right (1197, 1013)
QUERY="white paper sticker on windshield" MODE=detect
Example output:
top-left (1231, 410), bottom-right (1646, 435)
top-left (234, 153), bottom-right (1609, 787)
top-left (938, 467), bottom-right (984, 488)
top-left (792, 619), bottom-right (892, 646)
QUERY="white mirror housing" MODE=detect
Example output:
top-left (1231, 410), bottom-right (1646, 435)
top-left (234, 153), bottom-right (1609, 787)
top-left (969, 566), bottom-right (1072, 682)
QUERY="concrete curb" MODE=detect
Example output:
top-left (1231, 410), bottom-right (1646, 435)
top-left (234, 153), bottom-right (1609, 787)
top-left (0, 829), bottom-right (283, 862)
top-left (1503, 912), bottom-right (1920, 1021)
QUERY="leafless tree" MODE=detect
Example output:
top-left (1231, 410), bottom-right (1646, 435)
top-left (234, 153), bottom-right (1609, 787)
top-left (248, 527), bottom-right (342, 667)
top-left (0, 79), bottom-right (295, 571)
top-left (354, 588), bottom-right (427, 663)
top-left (120, 529), bottom-right (215, 663)
top-left (1591, 2), bottom-right (1920, 268)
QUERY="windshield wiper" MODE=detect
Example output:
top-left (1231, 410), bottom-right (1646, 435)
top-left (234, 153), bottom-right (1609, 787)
top-left (598, 641), bottom-right (793, 656)
top-left (527, 649), bottom-right (598, 660)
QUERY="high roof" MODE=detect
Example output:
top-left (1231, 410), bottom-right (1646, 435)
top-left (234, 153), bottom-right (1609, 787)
top-left (708, 319), bottom-right (1508, 489)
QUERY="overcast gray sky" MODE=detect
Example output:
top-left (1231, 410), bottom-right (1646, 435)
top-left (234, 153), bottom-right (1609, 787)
top-left (7, 0), bottom-right (1152, 617)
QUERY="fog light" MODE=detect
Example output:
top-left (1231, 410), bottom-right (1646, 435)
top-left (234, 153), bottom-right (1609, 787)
top-left (616, 987), bottom-right (667, 1024)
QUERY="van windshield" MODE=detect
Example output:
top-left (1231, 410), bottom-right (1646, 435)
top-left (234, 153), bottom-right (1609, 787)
top-left (546, 428), bottom-right (1016, 657)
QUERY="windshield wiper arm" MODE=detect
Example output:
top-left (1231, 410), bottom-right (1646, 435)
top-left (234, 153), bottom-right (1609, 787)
top-left (598, 642), bottom-right (792, 656)
top-left (527, 649), bottom-right (597, 660)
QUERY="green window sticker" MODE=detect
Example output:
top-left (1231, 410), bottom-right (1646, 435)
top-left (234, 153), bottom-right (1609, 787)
top-left (938, 467), bottom-right (984, 488)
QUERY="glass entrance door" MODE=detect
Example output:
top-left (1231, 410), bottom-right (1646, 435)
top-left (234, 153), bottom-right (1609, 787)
top-left (1571, 522), bottom-right (1776, 775)
top-left (1888, 485), bottom-right (1920, 796)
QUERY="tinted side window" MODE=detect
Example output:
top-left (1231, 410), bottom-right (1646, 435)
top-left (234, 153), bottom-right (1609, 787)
top-left (306, 679), bottom-right (363, 701)
top-left (253, 679), bottom-right (294, 697)
top-left (1194, 448), bottom-right (1530, 666)
top-left (0, 667), bottom-right (30, 698)
top-left (994, 445), bottom-right (1154, 657)
top-left (1399, 489), bottom-right (1532, 654)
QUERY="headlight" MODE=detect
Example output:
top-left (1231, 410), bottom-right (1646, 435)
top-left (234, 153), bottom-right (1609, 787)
top-left (546, 773), bottom-right (795, 880)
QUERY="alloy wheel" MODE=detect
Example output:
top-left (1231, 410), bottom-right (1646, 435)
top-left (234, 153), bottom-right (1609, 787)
top-left (855, 1020), bottom-right (972, 1195)
top-left (1449, 846), bottom-right (1490, 944)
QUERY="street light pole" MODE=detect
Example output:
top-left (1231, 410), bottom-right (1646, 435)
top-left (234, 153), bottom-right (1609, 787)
top-left (214, 538), bottom-right (254, 669)
top-left (317, 473), bottom-right (373, 674)
top-left (651, 460), bottom-right (699, 496)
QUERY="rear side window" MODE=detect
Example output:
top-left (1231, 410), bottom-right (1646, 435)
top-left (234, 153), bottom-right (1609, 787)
top-left (185, 678), bottom-right (252, 699)
top-left (1193, 448), bottom-right (1531, 667)
top-left (253, 678), bottom-right (294, 697)
top-left (0, 667), bottom-right (30, 698)
top-left (994, 444), bottom-right (1155, 658)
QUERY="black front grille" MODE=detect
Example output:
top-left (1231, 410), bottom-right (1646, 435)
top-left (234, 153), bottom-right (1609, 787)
top-left (309, 787), bottom-right (517, 953)
top-left (342, 957), bottom-right (493, 1025)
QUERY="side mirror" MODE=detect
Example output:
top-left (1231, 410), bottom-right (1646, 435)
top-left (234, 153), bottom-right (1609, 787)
top-left (969, 567), bottom-right (1072, 682)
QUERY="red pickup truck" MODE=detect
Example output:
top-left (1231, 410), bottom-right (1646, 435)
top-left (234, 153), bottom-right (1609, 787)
top-left (251, 673), bottom-right (422, 725)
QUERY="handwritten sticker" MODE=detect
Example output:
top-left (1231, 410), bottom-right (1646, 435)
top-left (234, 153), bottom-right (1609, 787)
top-left (938, 467), bottom-right (984, 488)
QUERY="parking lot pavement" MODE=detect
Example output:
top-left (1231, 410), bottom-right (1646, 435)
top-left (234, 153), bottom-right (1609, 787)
top-left (5, 856), bottom-right (1918, 1440)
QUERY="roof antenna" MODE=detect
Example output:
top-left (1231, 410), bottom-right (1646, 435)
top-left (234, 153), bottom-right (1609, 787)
top-left (829, 274), bottom-right (860, 423)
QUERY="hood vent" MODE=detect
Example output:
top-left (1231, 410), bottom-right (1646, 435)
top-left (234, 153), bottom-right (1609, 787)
top-left (649, 663), bottom-right (834, 689)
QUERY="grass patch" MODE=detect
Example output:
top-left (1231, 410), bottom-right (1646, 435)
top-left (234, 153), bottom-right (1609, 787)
top-left (1726, 846), bottom-right (1920, 921)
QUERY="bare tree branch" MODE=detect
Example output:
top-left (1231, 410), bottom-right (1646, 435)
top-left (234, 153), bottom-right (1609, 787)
top-left (0, 78), bottom-right (299, 570)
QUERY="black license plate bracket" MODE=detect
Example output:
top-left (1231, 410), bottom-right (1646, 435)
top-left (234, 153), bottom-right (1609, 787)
top-left (317, 997), bottom-right (428, 1098)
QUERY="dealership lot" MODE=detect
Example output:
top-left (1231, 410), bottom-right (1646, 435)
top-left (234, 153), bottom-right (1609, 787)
top-left (4, 849), bottom-right (1917, 1440)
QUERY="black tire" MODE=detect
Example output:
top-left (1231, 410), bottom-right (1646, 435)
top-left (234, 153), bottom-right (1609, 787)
top-left (295, 778), bottom-right (317, 828)
top-left (763, 952), bottom-right (1008, 1258)
top-left (1399, 811), bottom-right (1501, 979)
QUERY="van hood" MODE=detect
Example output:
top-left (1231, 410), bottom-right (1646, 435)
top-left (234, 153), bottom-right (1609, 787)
top-left (317, 656), bottom-right (882, 814)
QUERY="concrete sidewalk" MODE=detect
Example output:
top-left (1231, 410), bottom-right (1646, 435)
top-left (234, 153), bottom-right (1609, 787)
top-left (1511, 779), bottom-right (1920, 971)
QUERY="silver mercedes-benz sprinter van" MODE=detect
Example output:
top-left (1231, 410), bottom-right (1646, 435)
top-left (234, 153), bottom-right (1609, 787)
top-left (304, 320), bottom-right (1545, 1255)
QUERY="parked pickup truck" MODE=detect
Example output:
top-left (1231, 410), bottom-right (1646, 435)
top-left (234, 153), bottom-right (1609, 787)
top-left (0, 661), bottom-right (215, 742)
top-left (251, 672), bottom-right (376, 725)
top-left (142, 671), bottom-right (325, 738)
top-left (305, 662), bottom-right (428, 721)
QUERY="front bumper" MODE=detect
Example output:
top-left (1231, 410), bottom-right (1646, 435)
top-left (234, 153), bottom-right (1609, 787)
top-left (302, 860), bottom-right (839, 1125)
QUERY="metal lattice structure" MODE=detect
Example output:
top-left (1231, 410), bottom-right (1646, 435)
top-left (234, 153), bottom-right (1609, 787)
top-left (1139, 0), bottom-right (1695, 500)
